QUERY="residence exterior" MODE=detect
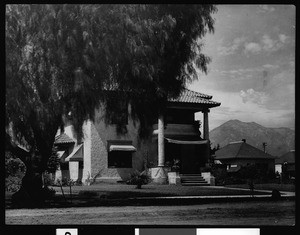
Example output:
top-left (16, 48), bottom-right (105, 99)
top-left (54, 88), bottom-right (221, 184)
top-left (214, 139), bottom-right (277, 174)
top-left (275, 150), bottom-right (295, 178)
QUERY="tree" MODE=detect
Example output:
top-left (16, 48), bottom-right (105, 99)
top-left (6, 4), bottom-right (217, 206)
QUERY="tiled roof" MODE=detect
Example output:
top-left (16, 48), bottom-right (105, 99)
top-left (54, 133), bottom-right (75, 145)
top-left (169, 89), bottom-right (221, 106)
top-left (215, 141), bottom-right (276, 160)
top-left (275, 150), bottom-right (295, 164)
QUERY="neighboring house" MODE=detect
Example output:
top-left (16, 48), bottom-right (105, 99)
top-left (214, 139), bottom-right (276, 174)
top-left (275, 150), bottom-right (295, 178)
top-left (53, 88), bottom-right (221, 184)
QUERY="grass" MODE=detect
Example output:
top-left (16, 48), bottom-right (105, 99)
top-left (51, 183), bottom-right (270, 199)
top-left (224, 183), bottom-right (295, 192)
top-left (6, 183), bottom-right (282, 209)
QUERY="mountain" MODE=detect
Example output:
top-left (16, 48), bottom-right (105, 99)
top-left (209, 120), bottom-right (295, 157)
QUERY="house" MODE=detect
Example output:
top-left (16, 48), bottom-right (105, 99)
top-left (275, 150), bottom-right (295, 178)
top-left (214, 139), bottom-right (276, 174)
top-left (53, 88), bottom-right (221, 184)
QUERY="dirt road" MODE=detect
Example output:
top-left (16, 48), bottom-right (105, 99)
top-left (5, 201), bottom-right (295, 225)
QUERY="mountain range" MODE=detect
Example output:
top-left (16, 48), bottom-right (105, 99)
top-left (209, 119), bottom-right (295, 157)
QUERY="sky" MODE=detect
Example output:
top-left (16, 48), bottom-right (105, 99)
top-left (189, 5), bottom-right (295, 130)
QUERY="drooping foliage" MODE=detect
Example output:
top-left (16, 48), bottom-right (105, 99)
top-left (6, 4), bottom-right (217, 171)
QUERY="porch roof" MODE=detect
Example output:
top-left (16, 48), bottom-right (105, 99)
top-left (165, 137), bottom-right (208, 145)
top-left (168, 89), bottom-right (221, 108)
top-left (54, 133), bottom-right (75, 145)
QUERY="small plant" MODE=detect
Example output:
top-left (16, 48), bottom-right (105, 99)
top-left (75, 178), bottom-right (82, 186)
top-left (126, 170), bottom-right (151, 189)
top-left (85, 171), bottom-right (91, 185)
top-left (171, 159), bottom-right (180, 172)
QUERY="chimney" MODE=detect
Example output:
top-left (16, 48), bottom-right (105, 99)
top-left (262, 142), bottom-right (267, 153)
top-left (242, 139), bottom-right (246, 143)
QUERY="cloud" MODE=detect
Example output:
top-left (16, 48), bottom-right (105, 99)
top-left (262, 64), bottom-right (279, 69)
top-left (244, 34), bottom-right (290, 55)
top-left (261, 34), bottom-right (275, 51)
top-left (257, 5), bottom-right (275, 13)
top-left (279, 34), bottom-right (289, 43)
top-left (244, 42), bottom-right (261, 55)
top-left (240, 89), bottom-right (269, 105)
top-left (191, 84), bottom-right (295, 130)
top-left (217, 36), bottom-right (246, 56)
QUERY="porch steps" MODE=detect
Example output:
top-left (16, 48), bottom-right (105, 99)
top-left (180, 174), bottom-right (210, 186)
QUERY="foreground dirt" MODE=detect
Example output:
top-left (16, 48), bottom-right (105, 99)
top-left (6, 200), bottom-right (295, 225)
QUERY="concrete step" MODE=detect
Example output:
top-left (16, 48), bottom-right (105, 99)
top-left (181, 182), bottom-right (210, 186)
top-left (180, 174), bottom-right (209, 186)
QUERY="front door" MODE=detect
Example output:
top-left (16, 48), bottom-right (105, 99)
top-left (180, 145), bottom-right (201, 174)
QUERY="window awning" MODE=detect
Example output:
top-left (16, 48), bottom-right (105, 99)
top-left (109, 144), bottom-right (136, 152)
top-left (165, 138), bottom-right (209, 145)
top-left (65, 144), bottom-right (83, 162)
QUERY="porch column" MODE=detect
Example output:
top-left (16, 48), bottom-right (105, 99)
top-left (150, 114), bottom-right (167, 184)
top-left (158, 114), bottom-right (165, 166)
top-left (203, 109), bottom-right (210, 140)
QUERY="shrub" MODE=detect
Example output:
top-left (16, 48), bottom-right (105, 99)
top-left (5, 151), bottom-right (26, 192)
top-left (126, 170), bottom-right (151, 189)
top-left (6, 176), bottom-right (22, 192)
top-left (211, 165), bottom-right (227, 186)
top-left (42, 186), bottom-right (56, 200)
top-left (43, 172), bottom-right (55, 186)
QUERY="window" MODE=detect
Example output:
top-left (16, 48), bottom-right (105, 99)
top-left (79, 161), bottom-right (84, 169)
top-left (108, 151), bottom-right (132, 168)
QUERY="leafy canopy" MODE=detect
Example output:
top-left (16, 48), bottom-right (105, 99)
top-left (6, 4), bottom-right (217, 170)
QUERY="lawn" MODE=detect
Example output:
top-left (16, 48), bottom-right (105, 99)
top-left (6, 183), bottom-right (273, 209)
top-left (51, 183), bottom-right (269, 199)
top-left (224, 183), bottom-right (295, 192)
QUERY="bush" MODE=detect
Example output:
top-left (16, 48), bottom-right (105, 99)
top-left (126, 170), bottom-right (151, 189)
top-left (5, 151), bottom-right (26, 192)
top-left (223, 176), bottom-right (246, 185)
top-left (43, 172), bottom-right (55, 186)
top-left (6, 176), bottom-right (22, 192)
top-left (211, 165), bottom-right (227, 186)
top-left (42, 186), bottom-right (56, 199)
top-left (5, 152), bottom-right (26, 178)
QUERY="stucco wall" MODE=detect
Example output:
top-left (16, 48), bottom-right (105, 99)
top-left (90, 104), bottom-right (153, 182)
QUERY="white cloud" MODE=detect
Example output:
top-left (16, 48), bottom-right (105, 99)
top-left (279, 34), bottom-right (289, 43)
top-left (240, 88), bottom-right (269, 105)
top-left (244, 42), bottom-right (261, 55)
top-left (217, 36), bottom-right (246, 56)
top-left (262, 64), bottom-right (279, 69)
top-left (244, 34), bottom-right (290, 55)
top-left (261, 34), bottom-right (275, 51)
top-left (257, 5), bottom-right (275, 13)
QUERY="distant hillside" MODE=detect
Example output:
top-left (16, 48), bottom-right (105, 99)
top-left (209, 120), bottom-right (295, 157)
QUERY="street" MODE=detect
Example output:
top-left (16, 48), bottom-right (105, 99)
top-left (6, 200), bottom-right (295, 225)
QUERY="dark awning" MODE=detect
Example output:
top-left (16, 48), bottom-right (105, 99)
top-left (65, 144), bottom-right (83, 162)
top-left (109, 144), bottom-right (136, 152)
top-left (165, 138), bottom-right (209, 145)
